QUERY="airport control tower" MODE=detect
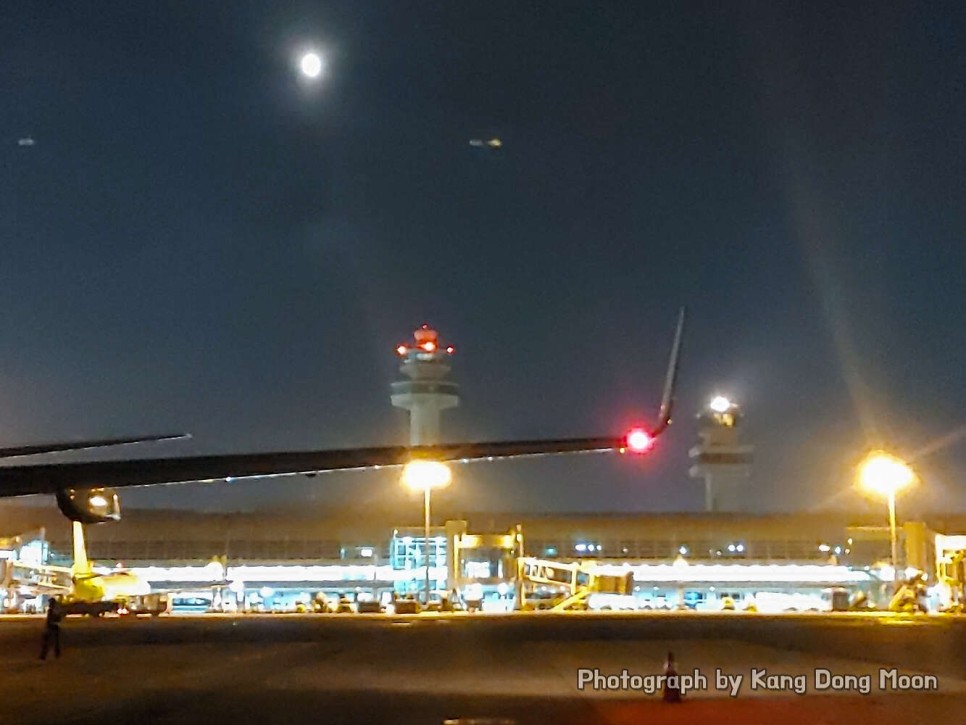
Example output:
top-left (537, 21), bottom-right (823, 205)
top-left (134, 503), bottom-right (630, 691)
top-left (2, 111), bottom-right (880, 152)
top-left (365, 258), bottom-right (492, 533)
top-left (688, 396), bottom-right (754, 512)
top-left (391, 325), bottom-right (459, 445)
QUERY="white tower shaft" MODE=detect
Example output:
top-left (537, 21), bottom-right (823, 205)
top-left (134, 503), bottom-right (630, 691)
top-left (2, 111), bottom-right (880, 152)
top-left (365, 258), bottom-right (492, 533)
top-left (390, 326), bottom-right (460, 446)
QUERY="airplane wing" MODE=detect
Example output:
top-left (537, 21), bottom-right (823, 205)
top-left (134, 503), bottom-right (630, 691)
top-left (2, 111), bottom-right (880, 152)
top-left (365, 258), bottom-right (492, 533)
top-left (0, 436), bottom-right (624, 497)
top-left (0, 434), bottom-right (189, 460)
top-left (0, 308), bottom-right (683, 499)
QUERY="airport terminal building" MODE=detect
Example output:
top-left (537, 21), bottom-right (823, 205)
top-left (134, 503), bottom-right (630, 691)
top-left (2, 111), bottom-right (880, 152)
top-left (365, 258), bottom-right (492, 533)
top-left (4, 503), bottom-right (965, 613)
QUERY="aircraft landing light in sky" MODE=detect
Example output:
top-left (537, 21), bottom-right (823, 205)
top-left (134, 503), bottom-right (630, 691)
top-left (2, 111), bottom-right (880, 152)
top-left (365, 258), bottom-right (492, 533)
top-left (469, 137), bottom-right (502, 149)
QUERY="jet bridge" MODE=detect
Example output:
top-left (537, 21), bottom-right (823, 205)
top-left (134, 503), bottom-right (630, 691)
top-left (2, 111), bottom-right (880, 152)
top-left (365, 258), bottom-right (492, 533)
top-left (516, 557), bottom-right (634, 611)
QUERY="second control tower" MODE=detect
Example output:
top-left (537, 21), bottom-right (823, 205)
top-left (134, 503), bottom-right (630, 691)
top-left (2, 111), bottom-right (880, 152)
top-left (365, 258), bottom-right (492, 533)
top-left (391, 325), bottom-right (459, 445)
top-left (688, 396), bottom-right (754, 512)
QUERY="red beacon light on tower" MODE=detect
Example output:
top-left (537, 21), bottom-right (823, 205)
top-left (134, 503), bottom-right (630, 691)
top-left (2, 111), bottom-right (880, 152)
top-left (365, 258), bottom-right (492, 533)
top-left (396, 325), bottom-right (456, 357)
top-left (622, 427), bottom-right (654, 454)
top-left (414, 325), bottom-right (438, 351)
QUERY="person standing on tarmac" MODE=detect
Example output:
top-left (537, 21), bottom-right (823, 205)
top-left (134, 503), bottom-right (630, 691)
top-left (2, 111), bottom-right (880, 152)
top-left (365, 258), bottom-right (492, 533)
top-left (40, 596), bottom-right (64, 660)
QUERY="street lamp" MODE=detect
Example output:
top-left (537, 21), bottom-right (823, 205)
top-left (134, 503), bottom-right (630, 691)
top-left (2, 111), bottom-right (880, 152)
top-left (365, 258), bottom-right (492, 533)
top-left (401, 461), bottom-right (452, 605)
top-left (856, 450), bottom-right (917, 590)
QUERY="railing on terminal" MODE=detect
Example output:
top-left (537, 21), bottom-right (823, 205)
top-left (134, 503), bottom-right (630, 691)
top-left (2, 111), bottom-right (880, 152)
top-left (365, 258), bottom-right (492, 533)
top-left (526, 539), bottom-right (891, 563)
top-left (40, 530), bottom-right (894, 572)
top-left (43, 536), bottom-right (892, 567)
top-left (47, 538), bottom-right (384, 565)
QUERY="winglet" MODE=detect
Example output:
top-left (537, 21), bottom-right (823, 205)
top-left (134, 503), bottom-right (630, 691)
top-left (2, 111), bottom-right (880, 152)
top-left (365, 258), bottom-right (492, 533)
top-left (652, 306), bottom-right (686, 436)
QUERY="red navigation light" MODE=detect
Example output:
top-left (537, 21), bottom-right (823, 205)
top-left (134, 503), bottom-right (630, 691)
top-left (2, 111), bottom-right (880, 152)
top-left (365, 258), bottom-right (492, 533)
top-left (445, 346), bottom-right (455, 354)
top-left (396, 345), bottom-right (408, 356)
top-left (625, 428), bottom-right (653, 453)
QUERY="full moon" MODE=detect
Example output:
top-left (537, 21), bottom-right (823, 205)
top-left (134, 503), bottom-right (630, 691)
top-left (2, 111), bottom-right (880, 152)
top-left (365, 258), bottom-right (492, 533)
top-left (299, 52), bottom-right (323, 79)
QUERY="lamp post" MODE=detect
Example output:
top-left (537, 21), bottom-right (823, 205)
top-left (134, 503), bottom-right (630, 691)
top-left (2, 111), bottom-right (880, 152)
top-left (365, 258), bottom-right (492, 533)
top-left (856, 450), bottom-right (917, 591)
top-left (401, 461), bottom-right (452, 605)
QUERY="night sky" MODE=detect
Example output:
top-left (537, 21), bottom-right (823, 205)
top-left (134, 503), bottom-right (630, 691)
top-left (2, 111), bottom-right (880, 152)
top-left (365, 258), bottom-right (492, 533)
top-left (1, 2), bottom-right (964, 516)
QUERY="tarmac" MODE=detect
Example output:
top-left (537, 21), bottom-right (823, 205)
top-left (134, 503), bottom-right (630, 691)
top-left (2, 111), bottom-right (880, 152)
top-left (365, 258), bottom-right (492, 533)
top-left (1, 611), bottom-right (964, 724)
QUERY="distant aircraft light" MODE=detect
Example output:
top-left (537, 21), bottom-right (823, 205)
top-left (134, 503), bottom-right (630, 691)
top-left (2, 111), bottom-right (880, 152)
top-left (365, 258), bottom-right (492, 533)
top-left (709, 396), bottom-right (732, 413)
top-left (396, 345), bottom-right (408, 356)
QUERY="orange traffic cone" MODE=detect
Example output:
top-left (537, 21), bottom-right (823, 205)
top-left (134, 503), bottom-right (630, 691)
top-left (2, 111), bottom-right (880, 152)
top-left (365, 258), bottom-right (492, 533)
top-left (663, 650), bottom-right (681, 703)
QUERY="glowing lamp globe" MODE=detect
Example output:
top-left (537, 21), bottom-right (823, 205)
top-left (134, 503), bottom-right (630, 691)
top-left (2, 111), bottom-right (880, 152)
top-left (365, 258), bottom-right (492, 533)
top-left (401, 461), bottom-right (452, 492)
top-left (857, 450), bottom-right (916, 498)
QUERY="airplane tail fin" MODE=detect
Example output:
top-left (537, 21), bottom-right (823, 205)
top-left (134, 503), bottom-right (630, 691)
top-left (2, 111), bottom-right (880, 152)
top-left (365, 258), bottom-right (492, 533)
top-left (72, 521), bottom-right (91, 576)
top-left (652, 306), bottom-right (686, 437)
